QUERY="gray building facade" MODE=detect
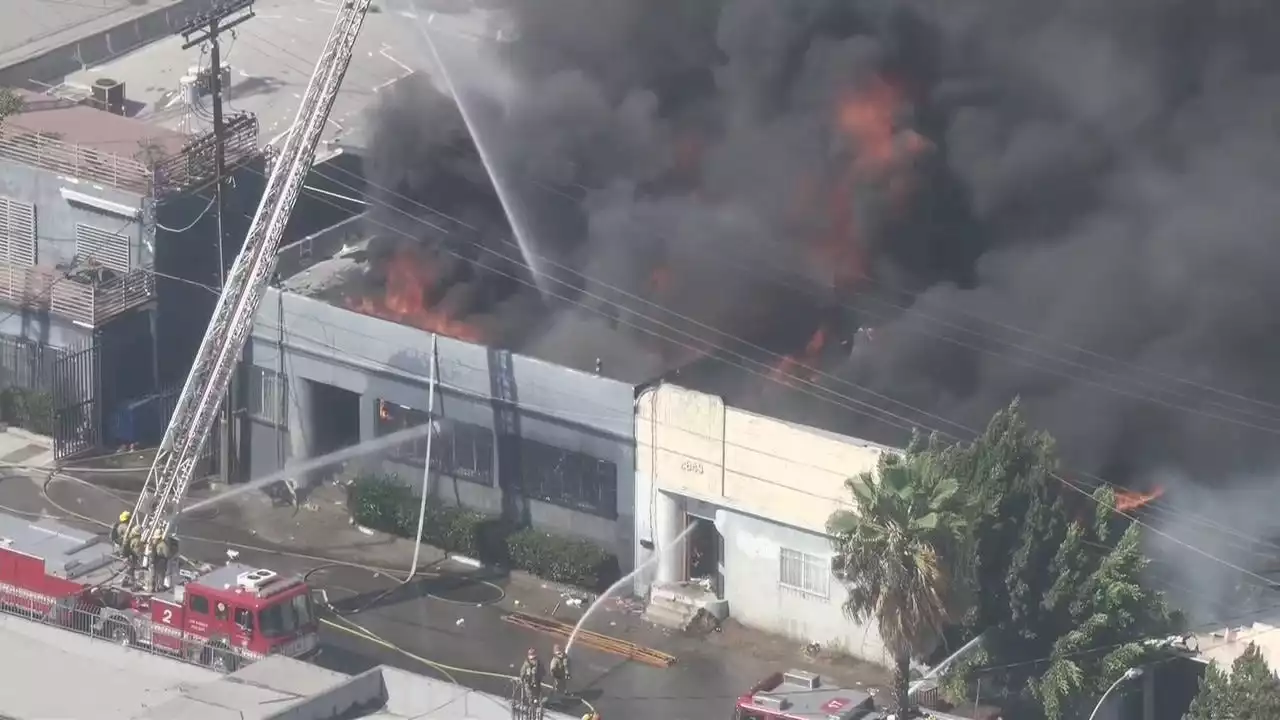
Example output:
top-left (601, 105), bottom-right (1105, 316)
top-left (243, 287), bottom-right (638, 567)
top-left (0, 89), bottom-right (268, 457)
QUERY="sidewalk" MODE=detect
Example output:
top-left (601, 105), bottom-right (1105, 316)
top-left (0, 427), bottom-right (55, 471)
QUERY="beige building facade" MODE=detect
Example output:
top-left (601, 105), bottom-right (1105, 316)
top-left (634, 382), bottom-right (894, 665)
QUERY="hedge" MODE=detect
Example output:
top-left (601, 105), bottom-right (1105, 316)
top-left (348, 472), bottom-right (620, 591)
top-left (0, 388), bottom-right (54, 436)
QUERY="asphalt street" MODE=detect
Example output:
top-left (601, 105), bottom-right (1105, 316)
top-left (0, 469), bottom-right (888, 719)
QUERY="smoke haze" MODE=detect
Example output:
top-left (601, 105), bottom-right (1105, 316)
top-left (362, 0), bottom-right (1280, 617)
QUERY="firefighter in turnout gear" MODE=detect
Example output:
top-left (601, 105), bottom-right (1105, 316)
top-left (519, 648), bottom-right (544, 704)
top-left (549, 644), bottom-right (570, 695)
top-left (148, 535), bottom-right (175, 592)
top-left (110, 512), bottom-right (131, 552)
top-left (125, 527), bottom-right (146, 587)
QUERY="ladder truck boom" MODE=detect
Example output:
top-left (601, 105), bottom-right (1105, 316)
top-left (129, 0), bottom-right (375, 545)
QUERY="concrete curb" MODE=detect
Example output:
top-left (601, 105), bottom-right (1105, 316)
top-left (0, 0), bottom-right (224, 89)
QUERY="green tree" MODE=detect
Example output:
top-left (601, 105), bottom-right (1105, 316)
top-left (928, 401), bottom-right (1180, 719)
top-left (1031, 502), bottom-right (1181, 720)
top-left (827, 450), bottom-right (971, 716)
top-left (1185, 644), bottom-right (1280, 720)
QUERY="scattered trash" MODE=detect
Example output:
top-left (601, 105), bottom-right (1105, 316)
top-left (565, 597), bottom-right (584, 609)
top-left (514, 599), bottom-right (521, 606)
top-left (803, 641), bottom-right (822, 658)
top-left (455, 618), bottom-right (465, 626)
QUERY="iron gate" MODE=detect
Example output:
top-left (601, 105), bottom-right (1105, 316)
top-left (52, 339), bottom-right (99, 459)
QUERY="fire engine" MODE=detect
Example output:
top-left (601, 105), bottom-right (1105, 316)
top-left (0, 511), bottom-right (318, 672)
top-left (736, 670), bottom-right (883, 720)
top-left (0, 0), bottom-right (379, 676)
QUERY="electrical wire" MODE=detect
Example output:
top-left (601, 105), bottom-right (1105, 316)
top-left (242, 15), bottom-right (1280, 434)
top-left (167, 138), bottom-right (1280, 592)
top-left (265, 154), bottom-right (1280, 561)
top-left (156, 194), bottom-right (218, 233)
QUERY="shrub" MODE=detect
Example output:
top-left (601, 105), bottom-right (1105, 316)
top-left (0, 388), bottom-right (54, 436)
top-left (506, 527), bottom-right (621, 592)
top-left (346, 472), bottom-right (619, 590)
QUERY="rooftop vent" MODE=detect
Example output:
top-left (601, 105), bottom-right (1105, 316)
top-left (754, 695), bottom-right (790, 711)
top-left (236, 568), bottom-right (279, 591)
top-left (783, 669), bottom-right (821, 690)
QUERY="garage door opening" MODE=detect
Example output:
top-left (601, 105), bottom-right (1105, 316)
top-left (307, 379), bottom-right (361, 477)
top-left (687, 517), bottom-right (724, 598)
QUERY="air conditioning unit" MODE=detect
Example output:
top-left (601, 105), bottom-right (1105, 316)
top-left (236, 568), bottom-right (279, 591)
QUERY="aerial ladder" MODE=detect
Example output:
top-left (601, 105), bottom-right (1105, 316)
top-left (125, 0), bottom-right (374, 559)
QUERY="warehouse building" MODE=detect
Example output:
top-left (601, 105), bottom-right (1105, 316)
top-left (634, 382), bottom-right (894, 665)
top-left (240, 214), bottom-right (646, 568)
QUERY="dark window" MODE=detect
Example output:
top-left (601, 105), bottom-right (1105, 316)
top-left (520, 438), bottom-right (617, 518)
top-left (375, 400), bottom-right (494, 484)
top-left (214, 600), bottom-right (229, 621)
top-left (189, 594), bottom-right (210, 615)
top-left (234, 608), bottom-right (253, 631)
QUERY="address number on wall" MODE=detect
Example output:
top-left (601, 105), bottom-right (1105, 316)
top-left (681, 459), bottom-right (705, 474)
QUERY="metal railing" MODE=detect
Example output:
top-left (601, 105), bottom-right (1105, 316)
top-left (0, 112), bottom-right (259, 198)
top-left (0, 590), bottom-right (244, 674)
top-left (0, 263), bottom-right (156, 327)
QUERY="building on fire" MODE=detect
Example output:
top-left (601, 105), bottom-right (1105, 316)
top-left (239, 206), bottom-right (647, 568)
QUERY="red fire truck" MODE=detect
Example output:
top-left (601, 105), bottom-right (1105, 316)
top-left (736, 670), bottom-right (883, 720)
top-left (0, 511), bottom-right (318, 672)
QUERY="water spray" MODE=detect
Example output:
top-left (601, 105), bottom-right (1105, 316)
top-left (565, 521), bottom-right (699, 656)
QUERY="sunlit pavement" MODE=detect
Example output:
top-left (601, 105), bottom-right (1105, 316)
top-left (15, 471), bottom-right (887, 720)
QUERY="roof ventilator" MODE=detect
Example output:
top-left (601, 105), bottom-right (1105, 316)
top-left (236, 568), bottom-right (279, 592)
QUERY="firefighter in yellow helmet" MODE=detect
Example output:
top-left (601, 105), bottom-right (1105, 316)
top-left (549, 643), bottom-right (571, 695)
top-left (125, 526), bottom-right (146, 588)
top-left (110, 511), bottom-right (131, 553)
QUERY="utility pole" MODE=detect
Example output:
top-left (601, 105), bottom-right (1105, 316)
top-left (177, 0), bottom-right (255, 485)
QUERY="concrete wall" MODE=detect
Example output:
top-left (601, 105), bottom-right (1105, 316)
top-left (720, 508), bottom-right (888, 664)
top-left (634, 382), bottom-right (892, 664)
top-left (248, 289), bottom-right (637, 568)
top-left (0, 158), bottom-right (146, 270)
top-left (0, 307), bottom-right (88, 349)
top-left (0, 0), bottom-right (225, 88)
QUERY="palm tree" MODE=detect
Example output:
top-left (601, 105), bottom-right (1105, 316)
top-left (827, 451), bottom-right (970, 717)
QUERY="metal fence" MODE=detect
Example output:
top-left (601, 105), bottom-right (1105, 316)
top-left (0, 333), bottom-right (56, 391)
top-left (0, 112), bottom-right (260, 199)
top-left (0, 590), bottom-right (244, 674)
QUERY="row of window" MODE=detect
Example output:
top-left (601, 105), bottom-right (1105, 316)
top-left (377, 401), bottom-right (496, 482)
top-left (0, 195), bottom-right (133, 272)
top-left (374, 399), bottom-right (619, 518)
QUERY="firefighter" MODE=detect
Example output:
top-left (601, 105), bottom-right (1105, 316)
top-left (519, 648), bottom-right (544, 703)
top-left (125, 527), bottom-right (146, 587)
top-left (549, 644), bottom-right (571, 695)
top-left (149, 535), bottom-right (173, 592)
top-left (111, 511), bottom-right (131, 552)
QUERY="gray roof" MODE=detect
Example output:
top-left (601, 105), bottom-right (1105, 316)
top-left (742, 676), bottom-right (877, 720)
top-left (0, 511), bottom-right (117, 586)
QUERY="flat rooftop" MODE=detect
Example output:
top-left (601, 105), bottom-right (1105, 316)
top-left (0, 609), bottom-right (579, 720)
top-left (5, 88), bottom-right (188, 157)
top-left (62, 0), bottom-right (510, 155)
top-left (0, 0), bottom-right (166, 70)
top-left (0, 610), bottom-right (218, 720)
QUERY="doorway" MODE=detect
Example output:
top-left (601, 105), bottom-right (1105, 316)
top-left (307, 380), bottom-right (360, 477)
top-left (687, 517), bottom-right (724, 598)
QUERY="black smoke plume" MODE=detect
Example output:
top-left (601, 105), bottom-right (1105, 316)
top-left (363, 0), bottom-right (1280, 608)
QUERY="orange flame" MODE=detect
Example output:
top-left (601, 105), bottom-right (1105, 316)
top-left (771, 326), bottom-right (827, 385)
top-left (346, 247), bottom-right (486, 343)
top-left (1116, 486), bottom-right (1166, 512)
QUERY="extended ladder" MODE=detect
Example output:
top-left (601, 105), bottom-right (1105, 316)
top-left (127, 0), bottom-right (374, 546)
